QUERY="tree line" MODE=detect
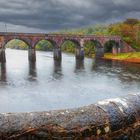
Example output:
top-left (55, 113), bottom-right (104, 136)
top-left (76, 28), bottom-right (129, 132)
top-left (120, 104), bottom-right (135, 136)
top-left (58, 18), bottom-right (140, 51)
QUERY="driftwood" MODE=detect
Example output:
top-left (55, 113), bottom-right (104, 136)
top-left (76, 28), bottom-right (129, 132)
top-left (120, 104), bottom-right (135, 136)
top-left (0, 94), bottom-right (140, 140)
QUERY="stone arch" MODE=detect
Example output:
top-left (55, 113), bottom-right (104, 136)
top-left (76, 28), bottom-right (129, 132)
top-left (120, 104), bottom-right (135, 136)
top-left (88, 39), bottom-right (103, 48)
top-left (34, 39), bottom-right (57, 49)
top-left (4, 37), bottom-right (31, 49)
top-left (60, 39), bottom-right (80, 53)
top-left (0, 38), bottom-right (31, 63)
top-left (61, 39), bottom-right (84, 60)
top-left (104, 40), bottom-right (120, 54)
top-left (29, 38), bottom-right (61, 61)
top-left (34, 39), bottom-right (53, 51)
top-left (4, 38), bottom-right (30, 50)
top-left (83, 40), bottom-right (97, 57)
top-left (61, 39), bottom-right (81, 48)
top-left (88, 39), bottom-right (104, 58)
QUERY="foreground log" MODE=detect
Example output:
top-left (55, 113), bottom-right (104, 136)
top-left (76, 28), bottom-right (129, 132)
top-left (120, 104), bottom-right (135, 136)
top-left (0, 94), bottom-right (140, 140)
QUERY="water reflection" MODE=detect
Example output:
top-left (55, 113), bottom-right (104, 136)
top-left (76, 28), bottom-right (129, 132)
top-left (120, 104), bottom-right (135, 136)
top-left (91, 59), bottom-right (97, 71)
top-left (0, 49), bottom-right (140, 113)
top-left (28, 62), bottom-right (37, 81)
top-left (120, 62), bottom-right (140, 75)
top-left (91, 59), bottom-right (140, 82)
top-left (91, 58), bottom-right (106, 71)
top-left (0, 63), bottom-right (6, 82)
top-left (52, 60), bottom-right (63, 80)
top-left (75, 59), bottom-right (85, 72)
top-left (116, 61), bottom-right (140, 83)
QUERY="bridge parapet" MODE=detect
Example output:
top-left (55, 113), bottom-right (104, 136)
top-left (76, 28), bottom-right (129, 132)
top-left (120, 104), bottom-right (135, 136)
top-left (0, 32), bottom-right (122, 47)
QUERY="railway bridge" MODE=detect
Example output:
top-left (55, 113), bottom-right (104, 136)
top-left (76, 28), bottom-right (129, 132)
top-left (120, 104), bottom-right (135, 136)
top-left (0, 32), bottom-right (134, 62)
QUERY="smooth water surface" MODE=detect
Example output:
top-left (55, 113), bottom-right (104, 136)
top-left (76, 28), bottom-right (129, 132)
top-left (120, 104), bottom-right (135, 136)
top-left (0, 49), bottom-right (140, 113)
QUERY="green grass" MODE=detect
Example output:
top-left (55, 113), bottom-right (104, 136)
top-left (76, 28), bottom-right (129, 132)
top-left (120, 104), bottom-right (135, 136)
top-left (104, 52), bottom-right (140, 60)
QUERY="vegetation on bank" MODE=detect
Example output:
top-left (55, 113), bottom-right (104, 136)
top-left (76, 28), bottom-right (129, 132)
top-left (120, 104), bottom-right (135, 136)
top-left (104, 52), bottom-right (140, 63)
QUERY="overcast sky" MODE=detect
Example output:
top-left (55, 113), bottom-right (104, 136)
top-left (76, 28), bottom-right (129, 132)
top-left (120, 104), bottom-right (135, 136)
top-left (0, 0), bottom-right (139, 33)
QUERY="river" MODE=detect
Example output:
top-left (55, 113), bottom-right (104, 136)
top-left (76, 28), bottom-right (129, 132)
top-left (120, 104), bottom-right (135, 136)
top-left (0, 48), bottom-right (140, 113)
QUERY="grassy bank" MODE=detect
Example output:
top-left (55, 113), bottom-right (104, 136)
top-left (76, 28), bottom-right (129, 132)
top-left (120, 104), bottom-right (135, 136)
top-left (103, 52), bottom-right (140, 63)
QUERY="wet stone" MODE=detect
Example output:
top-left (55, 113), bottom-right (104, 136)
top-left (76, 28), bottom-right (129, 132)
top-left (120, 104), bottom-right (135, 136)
top-left (97, 101), bottom-right (125, 132)
top-left (133, 127), bottom-right (140, 140)
top-left (123, 94), bottom-right (140, 118)
top-left (0, 94), bottom-right (140, 139)
top-left (112, 135), bottom-right (129, 140)
top-left (109, 98), bottom-right (137, 126)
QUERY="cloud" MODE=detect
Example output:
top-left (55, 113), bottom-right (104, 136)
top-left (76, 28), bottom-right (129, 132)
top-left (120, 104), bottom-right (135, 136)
top-left (0, 0), bottom-right (139, 32)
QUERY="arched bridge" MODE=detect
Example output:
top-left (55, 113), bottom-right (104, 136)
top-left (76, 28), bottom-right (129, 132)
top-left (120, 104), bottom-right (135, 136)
top-left (0, 32), bottom-right (134, 63)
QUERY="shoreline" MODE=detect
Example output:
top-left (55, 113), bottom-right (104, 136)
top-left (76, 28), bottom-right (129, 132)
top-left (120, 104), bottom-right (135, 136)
top-left (103, 57), bottom-right (140, 64)
top-left (103, 52), bottom-right (140, 64)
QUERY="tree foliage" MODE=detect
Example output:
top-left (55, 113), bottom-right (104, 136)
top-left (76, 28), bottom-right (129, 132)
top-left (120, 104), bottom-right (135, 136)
top-left (6, 39), bottom-right (28, 50)
top-left (35, 40), bottom-right (53, 51)
top-left (61, 41), bottom-right (75, 53)
top-left (58, 18), bottom-right (140, 51)
top-left (108, 19), bottom-right (140, 51)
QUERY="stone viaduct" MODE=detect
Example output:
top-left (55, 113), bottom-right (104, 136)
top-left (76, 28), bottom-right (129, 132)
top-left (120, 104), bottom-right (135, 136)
top-left (0, 32), bottom-right (134, 63)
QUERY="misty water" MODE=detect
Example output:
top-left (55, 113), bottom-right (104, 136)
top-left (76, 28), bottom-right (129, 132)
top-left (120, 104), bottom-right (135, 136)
top-left (0, 48), bottom-right (140, 113)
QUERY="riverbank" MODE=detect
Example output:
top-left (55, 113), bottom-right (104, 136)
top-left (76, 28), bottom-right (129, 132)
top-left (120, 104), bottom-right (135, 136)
top-left (103, 52), bottom-right (140, 63)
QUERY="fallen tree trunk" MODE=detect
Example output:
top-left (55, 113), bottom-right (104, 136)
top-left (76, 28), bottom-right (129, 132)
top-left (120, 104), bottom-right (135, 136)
top-left (0, 93), bottom-right (140, 140)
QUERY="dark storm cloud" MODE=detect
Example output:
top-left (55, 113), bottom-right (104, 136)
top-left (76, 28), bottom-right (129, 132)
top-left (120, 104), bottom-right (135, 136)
top-left (0, 0), bottom-right (140, 32)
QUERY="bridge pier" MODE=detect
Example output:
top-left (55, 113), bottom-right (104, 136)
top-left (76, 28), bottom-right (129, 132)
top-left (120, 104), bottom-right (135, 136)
top-left (0, 63), bottom-right (6, 81)
top-left (112, 45), bottom-right (118, 55)
top-left (53, 48), bottom-right (62, 61)
top-left (118, 47), bottom-right (121, 53)
top-left (76, 39), bottom-right (85, 60)
top-left (112, 42), bottom-right (122, 55)
top-left (0, 48), bottom-right (6, 63)
top-left (75, 59), bottom-right (84, 70)
top-left (95, 47), bottom-right (104, 58)
top-left (28, 48), bottom-right (36, 62)
top-left (75, 48), bottom-right (84, 60)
